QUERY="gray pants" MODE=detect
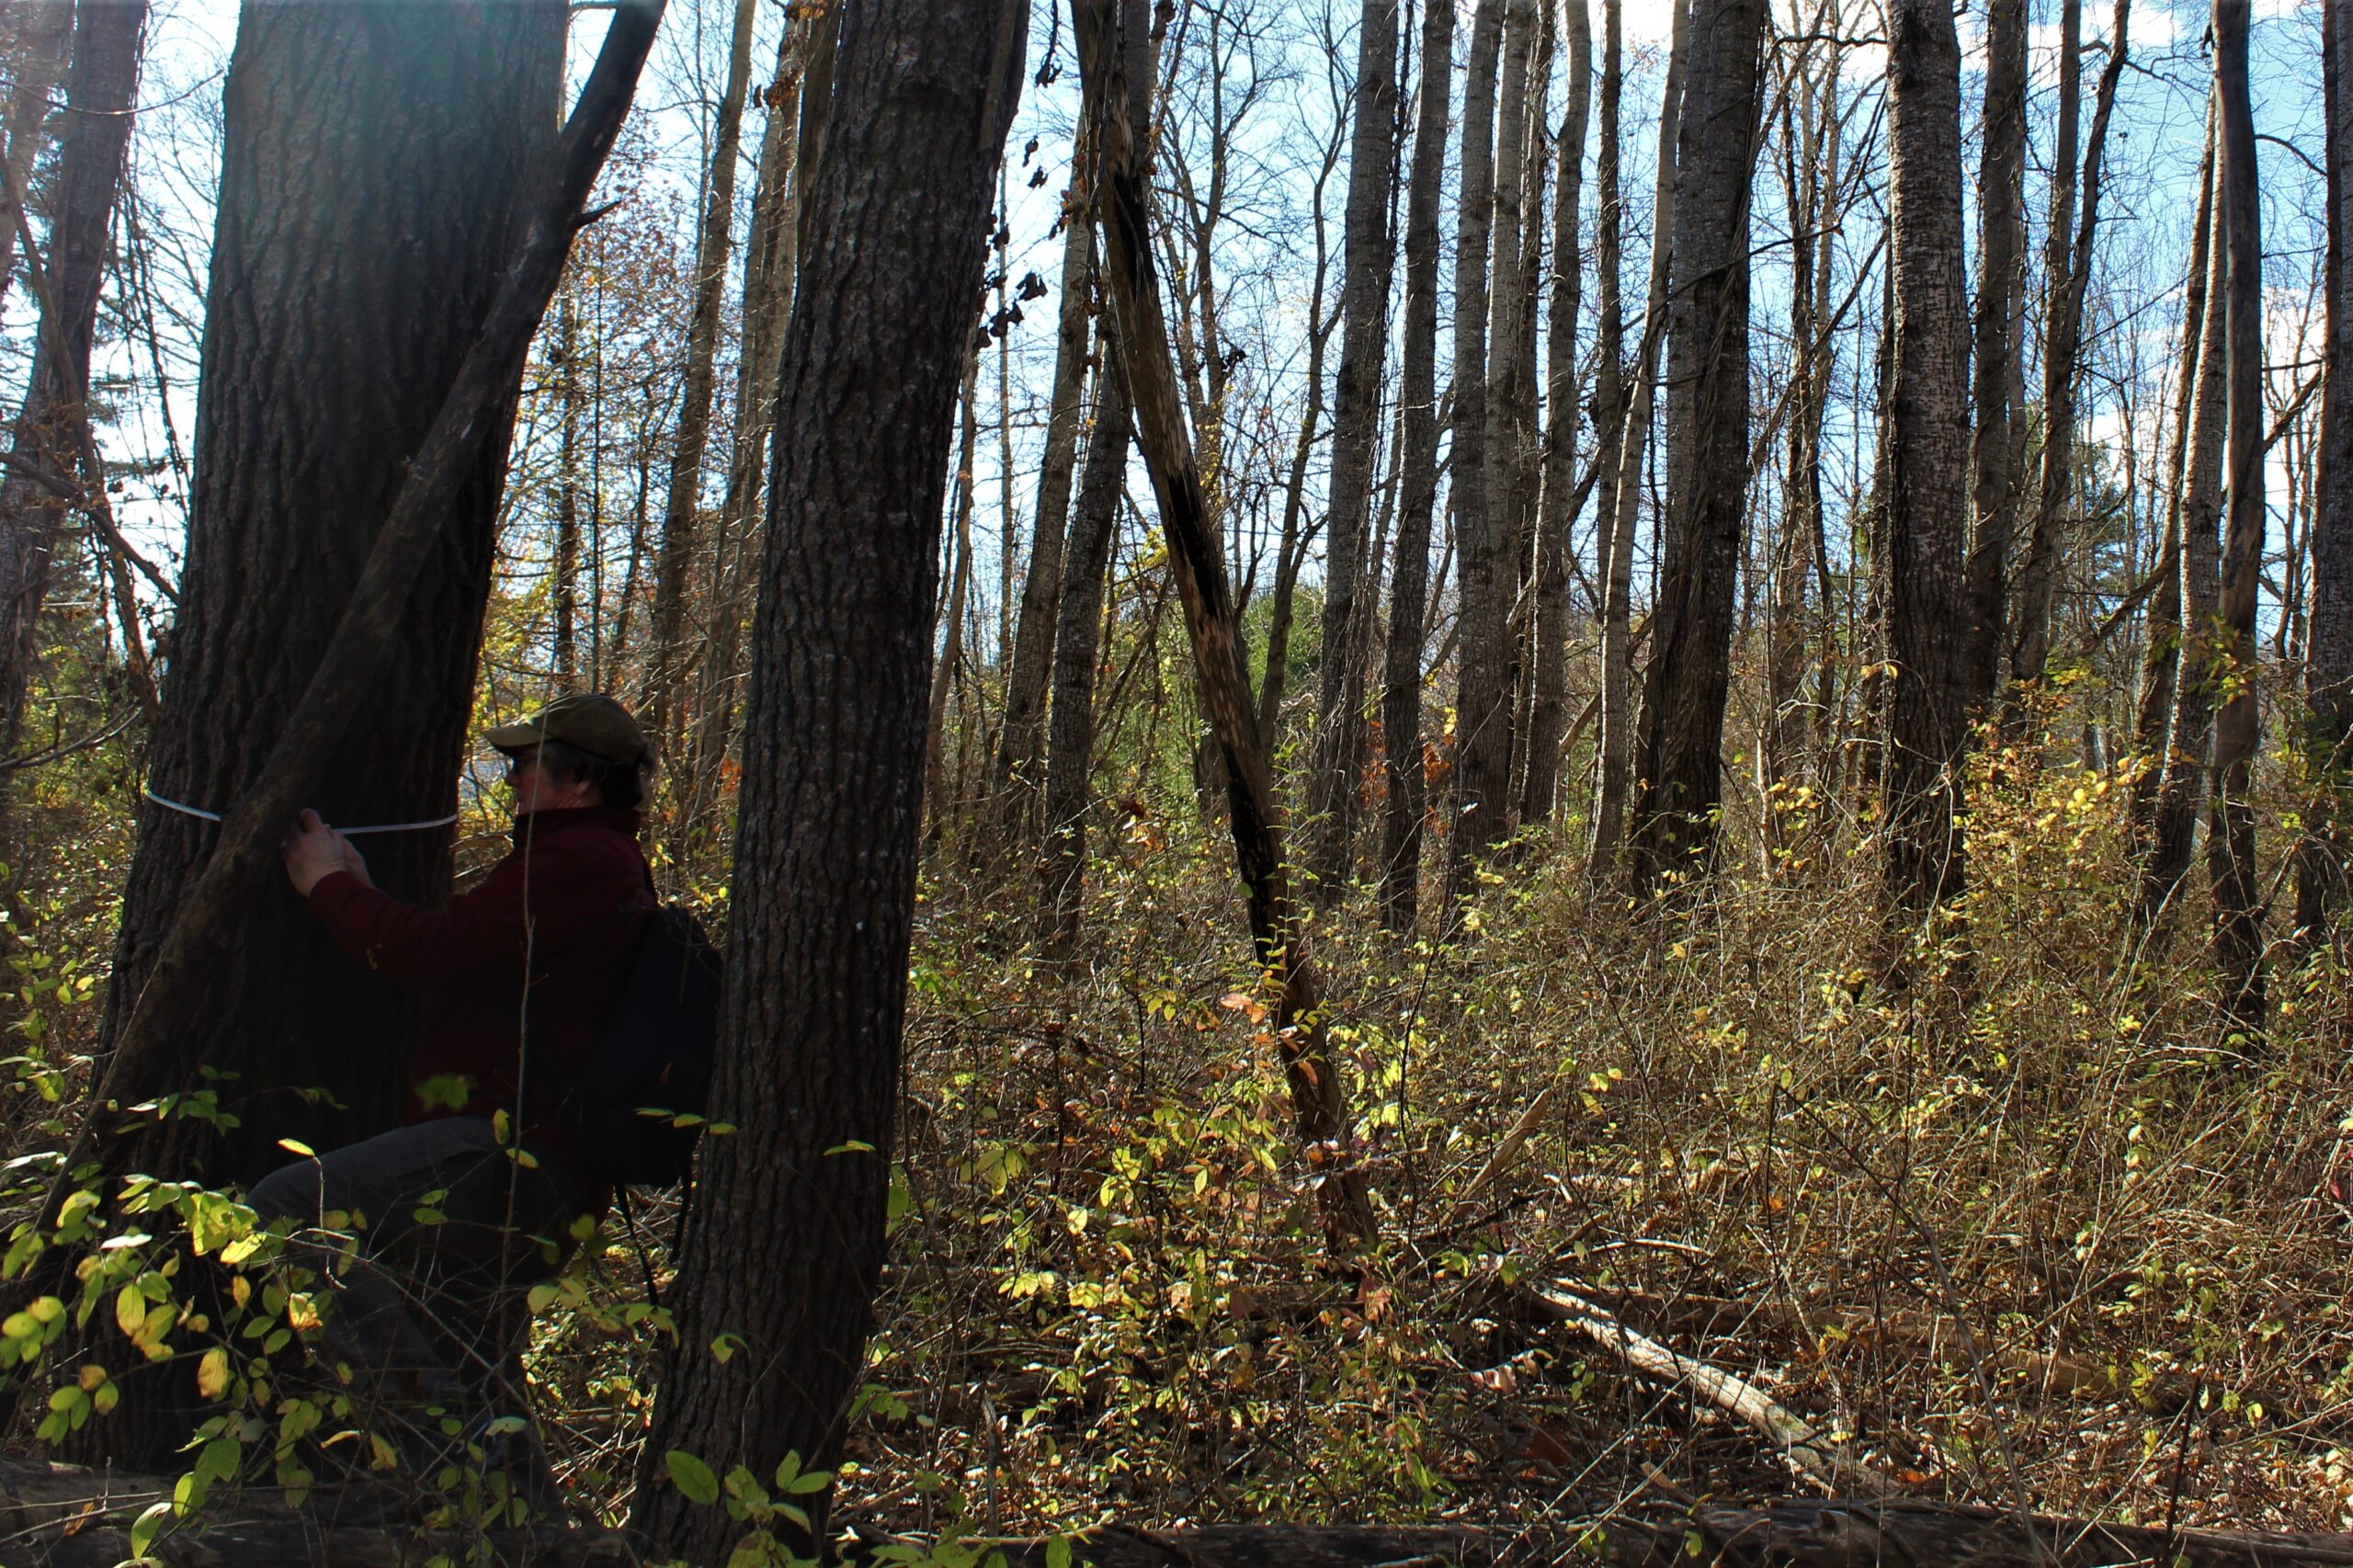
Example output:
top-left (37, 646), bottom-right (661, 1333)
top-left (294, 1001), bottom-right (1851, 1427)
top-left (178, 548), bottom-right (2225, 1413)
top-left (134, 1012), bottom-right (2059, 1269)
top-left (246, 1116), bottom-right (586, 1520)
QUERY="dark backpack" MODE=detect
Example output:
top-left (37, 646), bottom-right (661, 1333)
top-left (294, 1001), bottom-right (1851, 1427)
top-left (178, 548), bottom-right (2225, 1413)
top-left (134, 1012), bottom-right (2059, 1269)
top-left (548, 905), bottom-right (722, 1186)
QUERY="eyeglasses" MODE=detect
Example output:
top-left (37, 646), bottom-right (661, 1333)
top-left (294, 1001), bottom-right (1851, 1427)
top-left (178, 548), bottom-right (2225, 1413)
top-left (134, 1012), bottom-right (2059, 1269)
top-left (503, 749), bottom-right (541, 778)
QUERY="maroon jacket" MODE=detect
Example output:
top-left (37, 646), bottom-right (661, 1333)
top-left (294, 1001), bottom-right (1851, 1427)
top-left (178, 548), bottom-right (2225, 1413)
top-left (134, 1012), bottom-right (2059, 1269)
top-left (307, 806), bottom-right (654, 1147)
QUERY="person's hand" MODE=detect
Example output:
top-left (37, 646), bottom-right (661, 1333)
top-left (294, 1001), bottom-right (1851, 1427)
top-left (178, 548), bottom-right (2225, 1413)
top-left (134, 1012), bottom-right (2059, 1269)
top-left (281, 809), bottom-right (363, 897)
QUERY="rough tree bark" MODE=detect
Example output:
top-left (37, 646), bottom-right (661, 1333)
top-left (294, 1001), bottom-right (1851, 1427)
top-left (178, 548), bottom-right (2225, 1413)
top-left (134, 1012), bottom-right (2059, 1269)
top-left (1961, 0), bottom-right (2027, 708)
top-left (1377, 0), bottom-right (1454, 932)
top-left (631, 1), bottom-right (1031, 1561)
top-left (1589, 0), bottom-right (1686, 873)
top-left (2208, 0), bottom-right (2266, 1032)
top-left (1623, 0), bottom-right (1763, 895)
top-left (2303, 0), bottom-right (2353, 937)
top-left (1879, 0), bottom-right (1972, 910)
top-left (0, 1), bottom-right (148, 759)
top-left (642, 0), bottom-right (761, 756)
top-left (1447, 0), bottom-right (1509, 871)
top-left (1519, 0), bottom-right (1592, 826)
top-left (1486, 0), bottom-right (1539, 827)
top-left (1075, 0), bottom-right (1376, 1248)
top-left (1306, 0), bottom-right (1402, 900)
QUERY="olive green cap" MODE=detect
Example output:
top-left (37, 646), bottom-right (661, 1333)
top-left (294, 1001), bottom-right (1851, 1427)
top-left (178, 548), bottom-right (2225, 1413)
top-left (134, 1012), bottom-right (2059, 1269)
top-left (484, 692), bottom-right (649, 767)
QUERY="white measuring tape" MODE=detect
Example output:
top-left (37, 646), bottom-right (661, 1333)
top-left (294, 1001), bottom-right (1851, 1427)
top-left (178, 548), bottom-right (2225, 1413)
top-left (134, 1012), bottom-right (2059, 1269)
top-left (143, 790), bottom-right (460, 836)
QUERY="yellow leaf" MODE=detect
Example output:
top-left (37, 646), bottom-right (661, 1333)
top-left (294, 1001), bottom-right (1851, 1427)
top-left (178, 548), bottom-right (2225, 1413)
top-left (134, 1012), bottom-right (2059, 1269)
top-left (275, 1138), bottom-right (314, 1158)
top-left (197, 1347), bottom-right (230, 1400)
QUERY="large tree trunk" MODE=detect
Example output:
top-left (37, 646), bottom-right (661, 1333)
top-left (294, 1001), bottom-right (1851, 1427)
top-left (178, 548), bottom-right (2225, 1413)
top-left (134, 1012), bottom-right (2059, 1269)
top-left (0, 1), bottom-right (148, 759)
top-left (1589, 0), bottom-right (1686, 873)
top-left (989, 210), bottom-right (1098, 855)
top-left (1305, 0), bottom-right (1401, 900)
top-left (2208, 0), bottom-right (2266, 1033)
top-left (1377, 0), bottom-right (1455, 932)
top-left (1962, 0), bottom-right (2027, 708)
top-left (63, 0), bottom-right (588, 1469)
top-left (1075, 0), bottom-right (1376, 1250)
top-left (642, 0), bottom-right (760, 751)
top-left (1519, 0), bottom-right (1592, 826)
top-left (1447, 0), bottom-right (1509, 871)
top-left (2303, 0), bottom-right (2353, 937)
top-left (1624, 0), bottom-right (1763, 895)
top-left (1879, 0), bottom-right (1971, 910)
top-left (631, 1), bottom-right (1030, 1560)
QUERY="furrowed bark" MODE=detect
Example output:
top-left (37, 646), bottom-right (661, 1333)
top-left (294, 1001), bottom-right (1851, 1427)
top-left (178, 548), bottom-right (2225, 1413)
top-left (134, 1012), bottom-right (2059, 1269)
top-left (1306, 0), bottom-right (1402, 900)
top-left (2302, 0), bottom-right (2353, 937)
top-left (631, 0), bottom-right (1030, 1559)
top-left (1962, 0), bottom-right (2027, 708)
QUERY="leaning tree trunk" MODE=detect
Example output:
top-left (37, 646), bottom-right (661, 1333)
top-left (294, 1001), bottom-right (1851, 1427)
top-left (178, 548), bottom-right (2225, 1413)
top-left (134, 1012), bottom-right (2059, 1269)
top-left (1590, 0), bottom-right (1686, 873)
top-left (0, 1), bottom-right (148, 761)
top-left (1447, 0), bottom-right (1509, 873)
top-left (80, 0), bottom-right (567, 1469)
top-left (2208, 0), bottom-right (2267, 1035)
top-left (1961, 0), bottom-right (2027, 709)
top-left (1520, 0), bottom-right (1592, 826)
top-left (1879, 0), bottom-right (1971, 912)
top-left (1076, 0), bottom-right (1377, 1250)
top-left (1624, 0), bottom-right (1764, 897)
top-left (2304, 0), bottom-right (2353, 939)
top-left (2137, 164), bottom-right (2230, 934)
top-left (1306, 0), bottom-right (1401, 902)
top-left (1378, 0), bottom-right (1454, 933)
top-left (0, 5), bottom-right (71, 349)
top-left (632, 1), bottom-right (1031, 1561)
top-left (2127, 109), bottom-right (2215, 873)
top-left (642, 0), bottom-right (760, 753)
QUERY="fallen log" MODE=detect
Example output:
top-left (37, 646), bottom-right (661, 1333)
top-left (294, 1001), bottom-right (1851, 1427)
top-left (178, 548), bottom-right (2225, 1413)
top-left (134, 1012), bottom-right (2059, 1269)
top-left (1530, 1281), bottom-right (1896, 1495)
top-left (10, 1460), bottom-right (2353, 1568)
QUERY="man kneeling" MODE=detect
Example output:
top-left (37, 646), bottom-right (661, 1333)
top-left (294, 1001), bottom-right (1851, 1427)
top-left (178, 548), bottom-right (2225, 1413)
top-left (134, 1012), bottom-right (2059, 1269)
top-left (256, 693), bottom-right (654, 1524)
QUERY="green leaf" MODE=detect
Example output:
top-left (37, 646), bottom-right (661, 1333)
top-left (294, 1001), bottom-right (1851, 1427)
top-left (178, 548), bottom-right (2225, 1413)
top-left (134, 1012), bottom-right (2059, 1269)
top-left (665, 1449), bottom-right (721, 1506)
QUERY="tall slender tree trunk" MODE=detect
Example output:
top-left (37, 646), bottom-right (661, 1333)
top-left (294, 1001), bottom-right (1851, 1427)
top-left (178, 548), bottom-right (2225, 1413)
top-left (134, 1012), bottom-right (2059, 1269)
top-left (85, 0), bottom-right (564, 1467)
top-left (2011, 0), bottom-right (2132, 697)
top-left (1040, 366), bottom-right (1132, 959)
top-left (643, 0), bottom-right (760, 747)
top-left (1307, 0), bottom-right (1402, 900)
top-left (553, 292), bottom-right (584, 686)
top-left (990, 208), bottom-right (1098, 851)
top-left (926, 342), bottom-right (983, 841)
top-left (1879, 0), bottom-right (1971, 911)
top-left (1449, 0), bottom-right (1510, 870)
top-left (1076, 0), bottom-right (1375, 1250)
top-left (1962, 0), bottom-right (2027, 708)
top-left (2208, 0), bottom-right (2266, 1032)
top-left (0, 1), bottom-right (148, 759)
top-left (634, 2), bottom-right (1029, 1558)
top-left (1625, 0), bottom-right (1762, 895)
top-left (2128, 111), bottom-right (2214, 871)
top-left (1502, 8), bottom-right (1550, 812)
top-left (2302, 0), bottom-right (2353, 938)
top-left (1590, 0), bottom-right (1686, 872)
top-left (1520, 0), bottom-right (1592, 825)
top-left (2138, 162), bottom-right (2230, 931)
top-left (1260, 131), bottom-right (1341, 743)
top-left (1379, 0), bottom-right (1455, 932)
